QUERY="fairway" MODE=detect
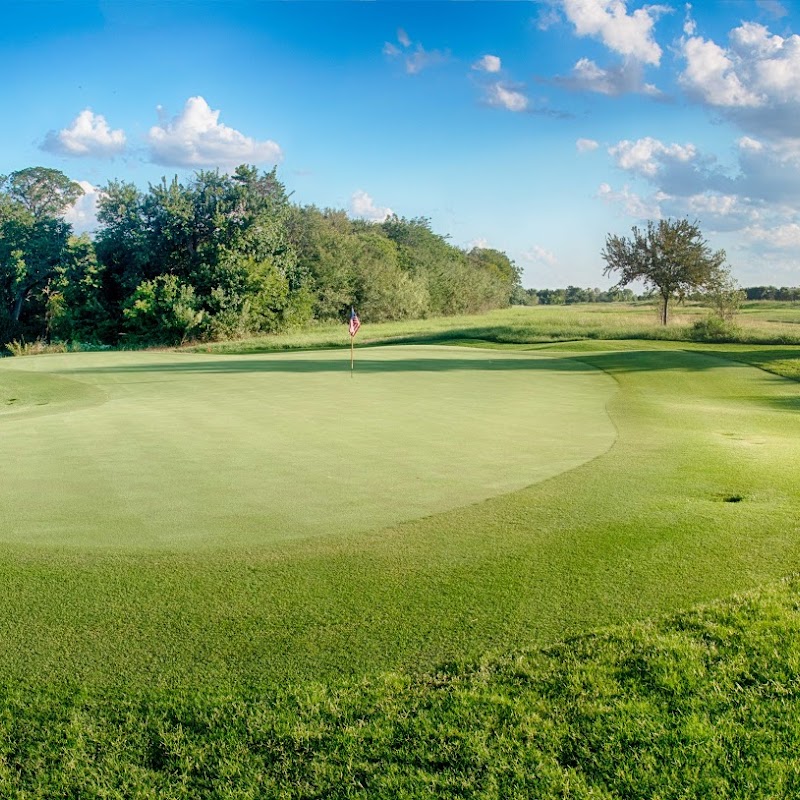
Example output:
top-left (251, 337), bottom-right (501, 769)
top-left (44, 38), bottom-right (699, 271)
top-left (0, 346), bottom-right (617, 549)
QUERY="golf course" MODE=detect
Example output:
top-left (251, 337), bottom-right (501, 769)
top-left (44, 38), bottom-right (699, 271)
top-left (2, 306), bottom-right (800, 795)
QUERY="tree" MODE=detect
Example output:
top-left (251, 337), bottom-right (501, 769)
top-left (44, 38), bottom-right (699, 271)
top-left (0, 169), bottom-right (81, 338)
top-left (3, 167), bottom-right (83, 220)
top-left (705, 266), bottom-right (745, 322)
top-left (601, 219), bottom-right (727, 325)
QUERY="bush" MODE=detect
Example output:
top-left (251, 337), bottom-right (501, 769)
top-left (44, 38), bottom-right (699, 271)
top-left (5, 339), bottom-right (68, 357)
top-left (690, 316), bottom-right (740, 342)
top-left (122, 275), bottom-right (205, 346)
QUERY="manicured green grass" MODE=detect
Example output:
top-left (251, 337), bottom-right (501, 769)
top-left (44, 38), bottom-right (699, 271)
top-left (3, 576), bottom-right (800, 797)
top-left (2, 340), bottom-right (800, 691)
top-left (0, 346), bottom-right (616, 549)
top-left (3, 328), bottom-right (800, 795)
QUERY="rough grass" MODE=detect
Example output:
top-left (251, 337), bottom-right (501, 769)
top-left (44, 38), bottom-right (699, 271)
top-left (2, 576), bottom-right (800, 798)
top-left (183, 302), bottom-right (800, 355)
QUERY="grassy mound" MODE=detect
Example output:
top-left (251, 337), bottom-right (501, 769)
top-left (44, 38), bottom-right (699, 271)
top-left (2, 576), bottom-right (799, 798)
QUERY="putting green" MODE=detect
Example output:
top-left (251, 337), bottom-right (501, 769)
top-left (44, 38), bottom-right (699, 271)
top-left (0, 346), bottom-right (617, 550)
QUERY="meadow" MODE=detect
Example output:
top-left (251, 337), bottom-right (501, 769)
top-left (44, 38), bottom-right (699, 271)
top-left (2, 301), bottom-right (800, 796)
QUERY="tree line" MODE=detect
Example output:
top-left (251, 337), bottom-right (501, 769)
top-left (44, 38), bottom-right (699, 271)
top-left (0, 166), bottom-right (521, 347)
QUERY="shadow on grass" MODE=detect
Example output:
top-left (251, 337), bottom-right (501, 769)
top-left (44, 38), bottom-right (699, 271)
top-left (748, 395), bottom-right (800, 412)
top-left (59, 348), bottom-right (757, 377)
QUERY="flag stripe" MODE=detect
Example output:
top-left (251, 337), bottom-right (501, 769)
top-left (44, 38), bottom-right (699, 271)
top-left (349, 307), bottom-right (361, 337)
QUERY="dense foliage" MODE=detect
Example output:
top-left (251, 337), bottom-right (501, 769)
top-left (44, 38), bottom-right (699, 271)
top-left (0, 166), bottom-right (521, 347)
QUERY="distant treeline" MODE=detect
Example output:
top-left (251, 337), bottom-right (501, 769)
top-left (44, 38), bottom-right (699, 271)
top-left (742, 286), bottom-right (800, 301)
top-left (0, 166), bottom-right (521, 347)
top-left (518, 286), bottom-right (800, 306)
top-left (515, 286), bottom-right (639, 305)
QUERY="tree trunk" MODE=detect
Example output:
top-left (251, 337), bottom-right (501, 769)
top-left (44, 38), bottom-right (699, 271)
top-left (661, 293), bottom-right (669, 325)
top-left (12, 287), bottom-right (28, 323)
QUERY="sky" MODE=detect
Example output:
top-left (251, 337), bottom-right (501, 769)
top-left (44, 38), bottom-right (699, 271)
top-left (2, 0), bottom-right (800, 289)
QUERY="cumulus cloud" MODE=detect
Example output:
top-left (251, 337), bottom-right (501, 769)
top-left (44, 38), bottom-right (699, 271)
top-left (609, 137), bottom-right (697, 178)
top-left (744, 221), bottom-right (800, 248)
top-left (397, 28), bottom-right (411, 48)
top-left (486, 82), bottom-right (529, 112)
top-left (147, 96), bottom-right (282, 169)
top-left (62, 180), bottom-right (101, 233)
top-left (562, 0), bottom-right (669, 66)
top-left (553, 56), bottom-right (660, 96)
top-left (600, 130), bottom-right (800, 260)
top-left (607, 135), bottom-right (735, 198)
top-left (680, 20), bottom-right (800, 142)
top-left (473, 54), bottom-right (501, 73)
top-left (42, 109), bottom-right (126, 158)
top-left (522, 245), bottom-right (558, 266)
top-left (577, 138), bottom-right (600, 153)
top-left (597, 182), bottom-right (663, 219)
top-left (350, 190), bottom-right (393, 222)
top-left (680, 35), bottom-right (763, 108)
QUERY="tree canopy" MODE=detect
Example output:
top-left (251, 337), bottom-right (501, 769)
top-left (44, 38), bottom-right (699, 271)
top-left (1, 165), bottom-right (522, 347)
top-left (601, 218), bottom-right (728, 325)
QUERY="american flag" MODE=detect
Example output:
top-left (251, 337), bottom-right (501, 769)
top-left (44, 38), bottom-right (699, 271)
top-left (349, 307), bottom-right (361, 337)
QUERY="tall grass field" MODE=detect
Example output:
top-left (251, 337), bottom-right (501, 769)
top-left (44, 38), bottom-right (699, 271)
top-left (2, 302), bottom-right (800, 796)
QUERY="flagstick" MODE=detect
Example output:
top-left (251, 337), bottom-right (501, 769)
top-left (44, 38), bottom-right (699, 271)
top-left (350, 335), bottom-right (354, 377)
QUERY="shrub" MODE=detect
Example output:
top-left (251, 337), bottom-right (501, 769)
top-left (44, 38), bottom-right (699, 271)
top-left (690, 316), bottom-right (740, 342)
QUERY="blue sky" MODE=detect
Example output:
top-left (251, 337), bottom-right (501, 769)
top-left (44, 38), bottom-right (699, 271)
top-left (2, 0), bottom-right (799, 288)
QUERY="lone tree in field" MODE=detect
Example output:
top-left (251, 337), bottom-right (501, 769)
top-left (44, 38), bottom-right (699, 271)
top-left (601, 218), bottom-right (727, 325)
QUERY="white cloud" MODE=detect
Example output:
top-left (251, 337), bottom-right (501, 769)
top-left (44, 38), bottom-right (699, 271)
top-left (609, 137), bottom-right (697, 178)
top-left (680, 20), bottom-right (800, 147)
top-left (756, 1), bottom-right (788, 20)
top-left (147, 96), bottom-right (282, 169)
top-left (405, 46), bottom-right (448, 75)
top-left (680, 35), bottom-right (763, 108)
top-left (556, 56), bottom-right (660, 96)
top-left (597, 182), bottom-right (663, 219)
top-left (473, 54), bottom-right (501, 73)
top-left (738, 135), bottom-right (764, 152)
top-left (536, 1), bottom-right (562, 31)
top-left (562, 0), bottom-right (669, 66)
top-left (42, 109), bottom-right (126, 158)
top-left (469, 237), bottom-right (490, 250)
top-left (744, 222), bottom-right (800, 248)
top-left (486, 82), bottom-right (529, 112)
top-left (522, 245), bottom-right (558, 266)
top-left (350, 190), bottom-right (393, 222)
top-left (686, 192), bottom-right (742, 217)
top-left (62, 180), bottom-right (101, 233)
top-left (577, 138), bottom-right (600, 153)
top-left (383, 30), bottom-right (447, 74)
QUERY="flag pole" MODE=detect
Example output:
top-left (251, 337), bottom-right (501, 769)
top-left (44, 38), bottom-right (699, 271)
top-left (348, 307), bottom-right (360, 377)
